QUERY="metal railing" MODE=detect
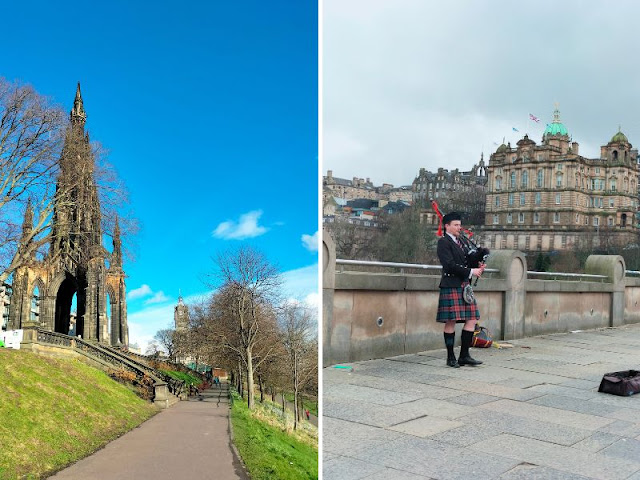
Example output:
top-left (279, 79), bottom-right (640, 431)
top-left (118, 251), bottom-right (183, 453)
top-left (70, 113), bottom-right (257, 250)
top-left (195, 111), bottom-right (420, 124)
top-left (336, 259), bottom-right (613, 282)
top-left (526, 271), bottom-right (607, 282)
top-left (336, 259), bottom-right (499, 274)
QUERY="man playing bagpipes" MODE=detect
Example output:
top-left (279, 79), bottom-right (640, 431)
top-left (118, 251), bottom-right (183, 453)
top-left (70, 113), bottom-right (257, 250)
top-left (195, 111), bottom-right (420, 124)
top-left (432, 201), bottom-right (490, 367)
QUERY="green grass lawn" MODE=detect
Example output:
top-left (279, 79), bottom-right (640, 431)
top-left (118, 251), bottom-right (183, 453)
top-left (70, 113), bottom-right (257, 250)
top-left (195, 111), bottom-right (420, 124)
top-left (284, 393), bottom-right (318, 416)
top-left (160, 369), bottom-right (203, 387)
top-left (0, 348), bottom-right (158, 480)
top-left (230, 391), bottom-right (318, 480)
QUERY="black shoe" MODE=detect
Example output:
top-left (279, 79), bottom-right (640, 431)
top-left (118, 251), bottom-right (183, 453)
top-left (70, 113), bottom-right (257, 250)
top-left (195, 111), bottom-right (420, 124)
top-left (446, 358), bottom-right (460, 368)
top-left (458, 356), bottom-right (483, 366)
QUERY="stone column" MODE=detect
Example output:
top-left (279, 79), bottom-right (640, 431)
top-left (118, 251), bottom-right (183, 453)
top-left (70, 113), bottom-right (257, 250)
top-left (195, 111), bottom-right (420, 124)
top-left (486, 249), bottom-right (527, 340)
top-left (322, 230), bottom-right (336, 368)
top-left (585, 255), bottom-right (626, 327)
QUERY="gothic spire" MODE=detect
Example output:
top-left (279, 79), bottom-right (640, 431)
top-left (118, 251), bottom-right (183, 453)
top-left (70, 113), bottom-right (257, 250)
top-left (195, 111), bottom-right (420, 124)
top-left (111, 216), bottom-right (123, 269)
top-left (21, 199), bottom-right (34, 241)
top-left (70, 82), bottom-right (87, 126)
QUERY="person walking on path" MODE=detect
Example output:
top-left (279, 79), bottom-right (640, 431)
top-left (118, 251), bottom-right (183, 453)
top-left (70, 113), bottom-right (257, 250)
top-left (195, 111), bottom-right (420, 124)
top-left (436, 212), bottom-right (485, 368)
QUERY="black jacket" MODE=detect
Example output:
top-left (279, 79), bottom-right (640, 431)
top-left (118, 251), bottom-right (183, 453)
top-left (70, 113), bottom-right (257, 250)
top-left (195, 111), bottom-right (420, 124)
top-left (437, 234), bottom-right (471, 288)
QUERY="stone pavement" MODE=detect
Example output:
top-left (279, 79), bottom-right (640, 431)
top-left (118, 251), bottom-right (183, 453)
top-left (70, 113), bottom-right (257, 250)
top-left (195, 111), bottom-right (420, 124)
top-left (323, 323), bottom-right (640, 480)
top-left (51, 384), bottom-right (248, 480)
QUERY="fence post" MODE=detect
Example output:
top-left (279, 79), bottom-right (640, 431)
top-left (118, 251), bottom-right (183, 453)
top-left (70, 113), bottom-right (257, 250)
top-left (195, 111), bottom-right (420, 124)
top-left (323, 230), bottom-right (336, 368)
top-left (486, 250), bottom-right (527, 340)
top-left (585, 255), bottom-right (626, 327)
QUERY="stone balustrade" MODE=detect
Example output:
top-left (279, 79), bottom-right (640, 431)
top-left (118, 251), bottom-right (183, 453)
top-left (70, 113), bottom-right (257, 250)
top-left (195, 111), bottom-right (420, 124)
top-left (323, 232), bottom-right (640, 366)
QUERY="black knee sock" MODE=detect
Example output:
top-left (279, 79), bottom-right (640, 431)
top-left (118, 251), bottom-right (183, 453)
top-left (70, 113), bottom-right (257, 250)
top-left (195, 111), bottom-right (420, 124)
top-left (460, 329), bottom-right (473, 358)
top-left (444, 332), bottom-right (456, 359)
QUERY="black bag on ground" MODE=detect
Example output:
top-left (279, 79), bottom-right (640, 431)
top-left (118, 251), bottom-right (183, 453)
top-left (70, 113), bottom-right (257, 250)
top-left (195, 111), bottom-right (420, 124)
top-left (598, 370), bottom-right (640, 396)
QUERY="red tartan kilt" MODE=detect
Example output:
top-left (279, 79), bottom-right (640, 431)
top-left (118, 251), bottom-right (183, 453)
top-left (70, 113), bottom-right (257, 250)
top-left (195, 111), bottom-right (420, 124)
top-left (436, 283), bottom-right (480, 323)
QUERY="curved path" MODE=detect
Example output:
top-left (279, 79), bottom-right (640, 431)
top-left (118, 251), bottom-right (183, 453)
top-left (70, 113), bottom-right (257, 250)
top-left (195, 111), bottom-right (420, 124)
top-left (50, 384), bottom-right (247, 480)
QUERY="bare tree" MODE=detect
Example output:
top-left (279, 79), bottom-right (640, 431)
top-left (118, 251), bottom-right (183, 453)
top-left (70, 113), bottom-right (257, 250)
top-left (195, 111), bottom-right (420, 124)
top-left (153, 328), bottom-right (177, 360)
top-left (0, 78), bottom-right (65, 281)
top-left (0, 78), bottom-right (137, 283)
top-left (208, 246), bottom-right (283, 410)
top-left (279, 301), bottom-right (318, 429)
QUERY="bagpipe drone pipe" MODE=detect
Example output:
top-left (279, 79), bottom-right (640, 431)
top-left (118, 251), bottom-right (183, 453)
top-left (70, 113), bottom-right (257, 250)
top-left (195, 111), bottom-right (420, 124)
top-left (430, 200), bottom-right (490, 271)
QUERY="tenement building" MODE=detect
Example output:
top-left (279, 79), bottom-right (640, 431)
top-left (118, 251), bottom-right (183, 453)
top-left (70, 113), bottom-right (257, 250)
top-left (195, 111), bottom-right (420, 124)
top-left (483, 108), bottom-right (639, 251)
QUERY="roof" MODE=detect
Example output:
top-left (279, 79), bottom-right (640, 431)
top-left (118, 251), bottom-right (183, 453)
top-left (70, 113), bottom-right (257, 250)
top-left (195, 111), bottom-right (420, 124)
top-left (543, 107), bottom-right (569, 138)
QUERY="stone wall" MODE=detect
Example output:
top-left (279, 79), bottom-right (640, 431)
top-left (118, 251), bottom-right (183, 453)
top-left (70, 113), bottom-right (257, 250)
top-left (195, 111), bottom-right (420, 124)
top-left (323, 232), bottom-right (640, 366)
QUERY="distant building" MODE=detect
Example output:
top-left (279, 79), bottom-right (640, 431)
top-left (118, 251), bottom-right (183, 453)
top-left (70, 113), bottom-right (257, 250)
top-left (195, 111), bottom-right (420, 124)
top-left (323, 170), bottom-right (413, 206)
top-left (482, 107), bottom-right (639, 251)
top-left (411, 158), bottom-right (488, 203)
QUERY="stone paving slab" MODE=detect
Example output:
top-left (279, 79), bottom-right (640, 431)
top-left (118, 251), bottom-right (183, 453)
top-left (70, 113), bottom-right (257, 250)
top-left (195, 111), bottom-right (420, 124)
top-left (323, 383), bottom-right (425, 406)
top-left (388, 415), bottom-right (463, 437)
top-left (498, 464), bottom-right (593, 480)
top-left (457, 409), bottom-right (592, 446)
top-left (479, 398), bottom-right (615, 430)
top-left (323, 417), bottom-right (406, 456)
top-left (352, 435), bottom-right (519, 480)
top-left (324, 324), bottom-right (640, 480)
top-left (362, 468), bottom-right (434, 479)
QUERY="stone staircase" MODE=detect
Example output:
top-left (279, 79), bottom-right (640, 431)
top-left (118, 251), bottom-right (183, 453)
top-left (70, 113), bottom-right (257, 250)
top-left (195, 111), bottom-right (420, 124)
top-left (22, 328), bottom-right (184, 408)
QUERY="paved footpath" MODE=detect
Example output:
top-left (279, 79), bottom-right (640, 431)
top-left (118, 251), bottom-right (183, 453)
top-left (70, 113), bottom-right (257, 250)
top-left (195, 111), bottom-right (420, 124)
top-left (324, 323), bottom-right (640, 480)
top-left (51, 384), bottom-right (248, 480)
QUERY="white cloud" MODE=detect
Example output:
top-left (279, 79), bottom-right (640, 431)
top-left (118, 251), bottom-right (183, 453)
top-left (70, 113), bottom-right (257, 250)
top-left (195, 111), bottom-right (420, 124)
top-left (212, 210), bottom-right (268, 240)
top-left (144, 291), bottom-right (170, 305)
top-left (127, 303), bottom-right (176, 354)
top-left (301, 231), bottom-right (319, 252)
top-left (127, 284), bottom-right (152, 300)
top-left (281, 264), bottom-right (318, 304)
top-left (324, 0), bottom-right (640, 186)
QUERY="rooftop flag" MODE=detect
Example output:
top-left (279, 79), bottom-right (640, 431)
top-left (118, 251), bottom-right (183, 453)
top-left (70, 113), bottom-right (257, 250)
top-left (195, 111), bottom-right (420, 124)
top-left (529, 113), bottom-right (540, 123)
top-left (512, 127), bottom-right (519, 132)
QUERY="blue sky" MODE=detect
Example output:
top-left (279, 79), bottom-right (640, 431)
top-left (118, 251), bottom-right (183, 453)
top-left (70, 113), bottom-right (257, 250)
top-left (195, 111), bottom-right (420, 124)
top-left (3, 1), bottom-right (318, 350)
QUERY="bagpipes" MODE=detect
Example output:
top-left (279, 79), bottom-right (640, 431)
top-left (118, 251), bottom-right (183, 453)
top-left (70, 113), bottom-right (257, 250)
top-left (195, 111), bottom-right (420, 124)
top-left (431, 200), bottom-right (490, 302)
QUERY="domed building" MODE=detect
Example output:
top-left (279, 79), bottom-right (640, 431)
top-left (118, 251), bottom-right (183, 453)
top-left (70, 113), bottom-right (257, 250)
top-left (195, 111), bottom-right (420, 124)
top-left (483, 107), bottom-right (639, 251)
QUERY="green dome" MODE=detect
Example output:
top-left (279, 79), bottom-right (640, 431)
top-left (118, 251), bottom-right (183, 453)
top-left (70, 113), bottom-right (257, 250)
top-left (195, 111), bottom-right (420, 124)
top-left (611, 130), bottom-right (628, 143)
top-left (543, 122), bottom-right (568, 137)
top-left (496, 143), bottom-right (508, 153)
top-left (543, 106), bottom-right (569, 138)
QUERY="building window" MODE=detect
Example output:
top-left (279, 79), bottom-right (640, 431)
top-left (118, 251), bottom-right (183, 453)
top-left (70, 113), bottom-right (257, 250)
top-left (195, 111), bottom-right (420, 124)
top-left (596, 167), bottom-right (600, 174)
top-left (608, 217), bottom-right (614, 226)
top-left (554, 213), bottom-right (560, 223)
top-left (520, 193), bottom-right (525, 205)
top-left (534, 212), bottom-right (540, 223)
top-left (495, 177), bottom-right (502, 190)
top-left (510, 172), bottom-right (516, 189)
top-left (585, 216), bottom-right (589, 225)
top-left (556, 173), bottom-right (563, 188)
top-left (508, 193), bottom-right (514, 206)
top-left (521, 170), bottom-right (529, 187)
top-left (611, 180), bottom-right (616, 191)
top-left (575, 214), bottom-right (579, 224)
top-left (507, 213), bottom-right (512, 224)
top-left (493, 214), bottom-right (499, 224)
top-left (495, 196), bottom-right (500, 207)
top-left (556, 193), bottom-right (561, 204)
top-left (557, 164), bottom-right (563, 170)
top-left (518, 213), bottom-right (524, 223)
top-left (535, 192), bottom-right (541, 205)
top-left (537, 170), bottom-right (544, 188)
top-left (594, 217), bottom-right (599, 227)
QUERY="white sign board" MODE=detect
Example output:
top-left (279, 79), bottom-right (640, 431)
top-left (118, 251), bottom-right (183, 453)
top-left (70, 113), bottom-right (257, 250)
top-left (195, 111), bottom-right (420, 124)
top-left (2, 329), bottom-right (23, 349)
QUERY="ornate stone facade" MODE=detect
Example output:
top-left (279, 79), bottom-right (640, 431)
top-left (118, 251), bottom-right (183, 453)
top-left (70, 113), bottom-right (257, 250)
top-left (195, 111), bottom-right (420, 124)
top-left (6, 84), bottom-right (128, 345)
top-left (482, 108), bottom-right (639, 251)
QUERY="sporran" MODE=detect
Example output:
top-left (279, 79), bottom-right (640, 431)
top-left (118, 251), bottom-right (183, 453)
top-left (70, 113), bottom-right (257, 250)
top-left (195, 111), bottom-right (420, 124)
top-left (463, 284), bottom-right (475, 304)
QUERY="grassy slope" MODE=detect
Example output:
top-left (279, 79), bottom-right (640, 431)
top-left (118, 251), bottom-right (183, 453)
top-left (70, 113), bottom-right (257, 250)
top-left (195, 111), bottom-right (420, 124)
top-left (160, 369), bottom-right (203, 387)
top-left (0, 349), bottom-right (158, 480)
top-left (230, 391), bottom-right (318, 480)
